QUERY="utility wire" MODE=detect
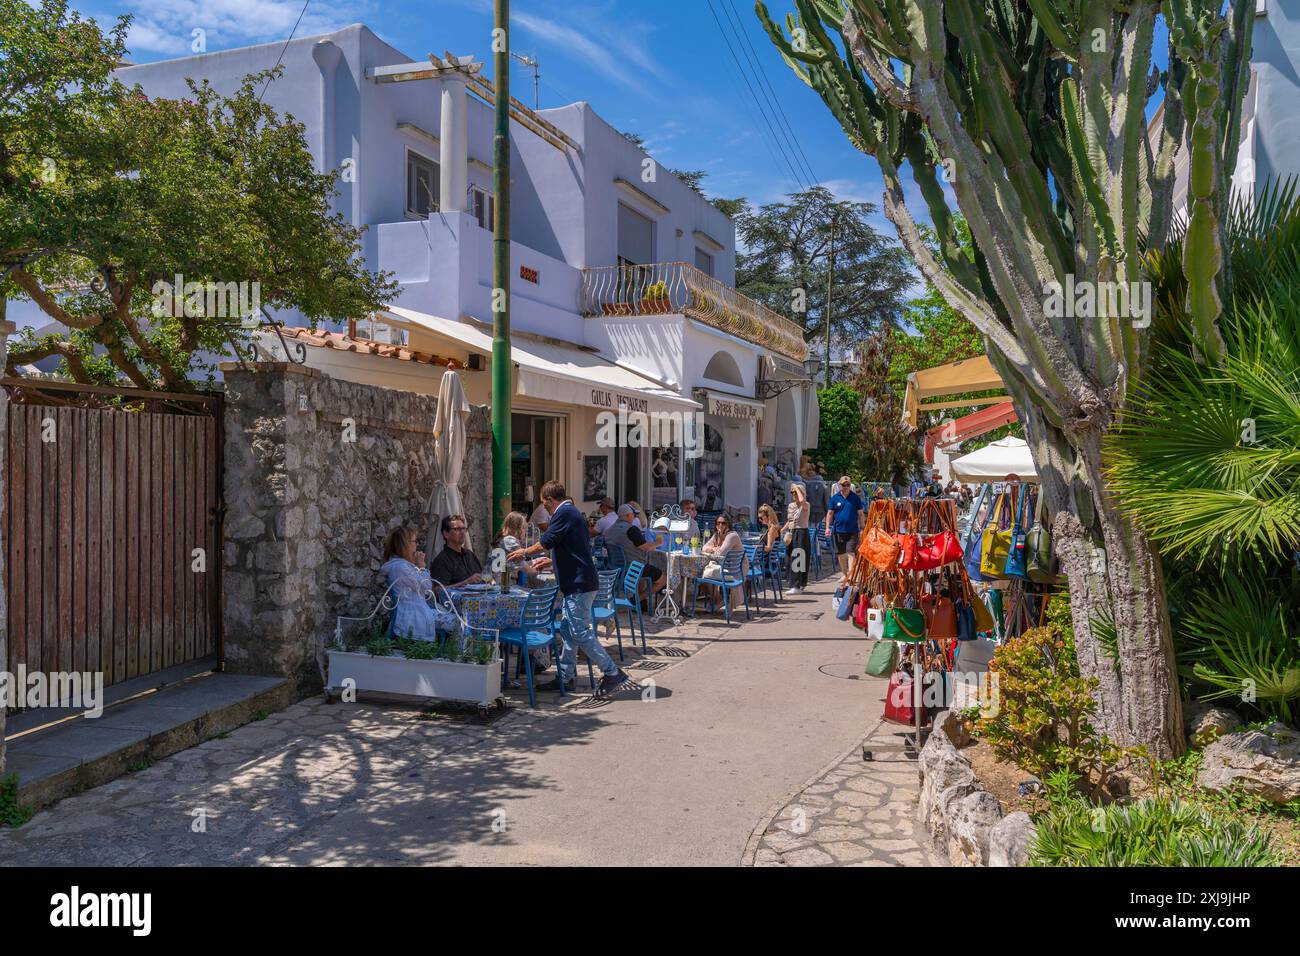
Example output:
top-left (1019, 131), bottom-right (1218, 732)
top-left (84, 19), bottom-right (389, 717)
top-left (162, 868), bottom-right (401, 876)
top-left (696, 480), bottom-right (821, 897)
top-left (721, 0), bottom-right (819, 190)
top-left (258, 0), bottom-right (314, 103)
top-left (705, 0), bottom-right (807, 192)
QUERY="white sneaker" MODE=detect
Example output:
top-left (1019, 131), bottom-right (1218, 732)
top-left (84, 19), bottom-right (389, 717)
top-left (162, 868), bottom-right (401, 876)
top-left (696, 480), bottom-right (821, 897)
top-left (787, 586), bottom-right (802, 594)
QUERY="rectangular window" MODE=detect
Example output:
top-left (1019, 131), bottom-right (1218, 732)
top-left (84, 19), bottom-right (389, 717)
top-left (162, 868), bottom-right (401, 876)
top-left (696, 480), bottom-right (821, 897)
top-left (406, 151), bottom-right (439, 217)
top-left (470, 186), bottom-right (495, 232)
top-left (695, 248), bottom-right (715, 276)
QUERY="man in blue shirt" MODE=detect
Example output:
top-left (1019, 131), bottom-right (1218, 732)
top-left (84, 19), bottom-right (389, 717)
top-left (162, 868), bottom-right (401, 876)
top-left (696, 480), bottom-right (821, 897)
top-left (509, 480), bottom-right (632, 697)
top-left (824, 475), bottom-right (865, 585)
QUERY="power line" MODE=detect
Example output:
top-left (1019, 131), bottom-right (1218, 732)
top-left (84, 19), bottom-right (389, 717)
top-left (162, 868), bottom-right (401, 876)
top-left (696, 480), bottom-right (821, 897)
top-left (705, 0), bottom-right (808, 192)
top-left (258, 0), bottom-right (314, 103)
top-left (721, 0), bottom-right (819, 189)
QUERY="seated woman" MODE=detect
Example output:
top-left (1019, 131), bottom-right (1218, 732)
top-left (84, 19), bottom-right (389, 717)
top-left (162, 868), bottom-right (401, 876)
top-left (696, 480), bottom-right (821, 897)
top-left (701, 513), bottom-right (747, 609)
top-left (757, 504), bottom-right (781, 553)
top-left (496, 511), bottom-right (552, 578)
top-left (380, 526), bottom-right (438, 642)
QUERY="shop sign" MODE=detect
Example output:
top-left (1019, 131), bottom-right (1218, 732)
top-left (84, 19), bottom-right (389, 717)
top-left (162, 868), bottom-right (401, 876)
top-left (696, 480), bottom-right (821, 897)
top-left (694, 388), bottom-right (761, 420)
top-left (590, 387), bottom-right (650, 415)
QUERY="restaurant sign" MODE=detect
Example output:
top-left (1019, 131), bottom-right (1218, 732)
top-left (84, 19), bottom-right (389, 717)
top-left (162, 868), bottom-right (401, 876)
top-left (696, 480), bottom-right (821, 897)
top-left (590, 387), bottom-right (651, 415)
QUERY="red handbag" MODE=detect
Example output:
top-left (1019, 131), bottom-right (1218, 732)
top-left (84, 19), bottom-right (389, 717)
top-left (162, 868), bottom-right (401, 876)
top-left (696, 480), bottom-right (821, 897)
top-left (910, 531), bottom-right (963, 571)
top-left (882, 671), bottom-right (933, 726)
top-left (896, 533), bottom-right (920, 570)
top-left (926, 596), bottom-right (958, 641)
top-left (853, 593), bottom-right (870, 630)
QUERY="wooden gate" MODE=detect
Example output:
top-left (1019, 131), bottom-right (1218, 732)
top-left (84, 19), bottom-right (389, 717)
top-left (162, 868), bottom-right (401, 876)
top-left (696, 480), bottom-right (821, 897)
top-left (3, 379), bottom-right (223, 699)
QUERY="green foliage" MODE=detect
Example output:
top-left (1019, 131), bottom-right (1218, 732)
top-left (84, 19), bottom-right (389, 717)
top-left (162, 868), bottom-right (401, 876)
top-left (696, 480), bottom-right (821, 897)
top-left (979, 626), bottom-right (1142, 796)
top-left (734, 186), bottom-right (913, 353)
top-left (1153, 748), bottom-right (1300, 824)
top-left (0, 773), bottom-right (35, 828)
top-left (809, 382), bottom-right (861, 479)
top-left (1, 0), bottom-right (397, 388)
top-left (1176, 574), bottom-right (1300, 724)
top-left (1030, 771), bottom-right (1281, 867)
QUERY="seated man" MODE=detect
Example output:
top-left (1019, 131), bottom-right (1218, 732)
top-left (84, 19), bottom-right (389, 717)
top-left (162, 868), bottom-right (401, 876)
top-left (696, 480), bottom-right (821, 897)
top-left (592, 497), bottom-right (618, 536)
top-left (679, 498), bottom-right (703, 544)
top-left (428, 514), bottom-right (485, 587)
top-left (604, 504), bottom-right (666, 597)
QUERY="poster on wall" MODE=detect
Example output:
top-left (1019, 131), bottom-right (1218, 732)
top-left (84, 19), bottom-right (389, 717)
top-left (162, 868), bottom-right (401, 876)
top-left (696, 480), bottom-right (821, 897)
top-left (651, 447), bottom-right (679, 508)
top-left (583, 455), bottom-right (609, 502)
top-left (696, 425), bottom-right (725, 511)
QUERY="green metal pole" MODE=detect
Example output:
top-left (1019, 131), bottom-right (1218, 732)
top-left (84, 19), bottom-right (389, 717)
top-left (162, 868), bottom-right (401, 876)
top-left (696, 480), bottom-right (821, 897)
top-left (491, 0), bottom-right (512, 530)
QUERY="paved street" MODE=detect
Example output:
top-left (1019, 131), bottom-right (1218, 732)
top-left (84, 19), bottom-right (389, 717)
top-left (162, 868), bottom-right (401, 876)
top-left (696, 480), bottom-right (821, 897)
top-left (0, 578), bottom-right (933, 866)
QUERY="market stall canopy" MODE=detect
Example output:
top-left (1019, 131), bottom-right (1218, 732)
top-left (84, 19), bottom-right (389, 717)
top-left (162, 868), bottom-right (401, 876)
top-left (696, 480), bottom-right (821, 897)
top-left (902, 354), bottom-right (1010, 428)
top-left (924, 401), bottom-right (1019, 465)
top-left (384, 306), bottom-right (700, 416)
top-left (949, 436), bottom-right (1039, 483)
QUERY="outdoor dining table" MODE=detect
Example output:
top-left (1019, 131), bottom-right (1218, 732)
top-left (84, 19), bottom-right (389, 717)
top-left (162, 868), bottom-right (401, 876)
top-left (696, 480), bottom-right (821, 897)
top-left (445, 585), bottom-right (531, 631)
top-left (645, 546), bottom-right (713, 621)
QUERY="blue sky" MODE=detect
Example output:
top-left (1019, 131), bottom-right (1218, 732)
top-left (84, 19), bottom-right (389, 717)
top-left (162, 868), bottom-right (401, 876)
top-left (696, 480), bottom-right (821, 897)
top-left (79, 0), bottom-right (892, 214)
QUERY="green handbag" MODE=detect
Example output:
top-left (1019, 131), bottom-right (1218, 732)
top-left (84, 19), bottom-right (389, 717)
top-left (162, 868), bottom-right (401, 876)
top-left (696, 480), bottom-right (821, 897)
top-left (980, 492), bottom-right (1013, 579)
top-left (882, 607), bottom-right (927, 643)
top-left (1025, 491), bottom-right (1059, 584)
top-left (865, 638), bottom-right (899, 677)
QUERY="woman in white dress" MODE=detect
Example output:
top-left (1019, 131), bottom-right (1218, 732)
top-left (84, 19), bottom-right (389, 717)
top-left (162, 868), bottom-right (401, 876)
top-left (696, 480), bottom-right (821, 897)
top-left (379, 526), bottom-right (438, 641)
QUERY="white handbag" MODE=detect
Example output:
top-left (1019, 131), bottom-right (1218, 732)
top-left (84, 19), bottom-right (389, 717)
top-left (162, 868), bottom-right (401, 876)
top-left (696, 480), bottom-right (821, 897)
top-left (866, 608), bottom-right (885, 640)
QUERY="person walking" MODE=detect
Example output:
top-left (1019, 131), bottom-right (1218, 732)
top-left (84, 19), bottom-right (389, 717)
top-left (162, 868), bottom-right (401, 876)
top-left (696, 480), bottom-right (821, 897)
top-left (825, 476), bottom-right (866, 586)
top-left (508, 481), bottom-right (632, 697)
top-left (785, 482), bottom-right (811, 594)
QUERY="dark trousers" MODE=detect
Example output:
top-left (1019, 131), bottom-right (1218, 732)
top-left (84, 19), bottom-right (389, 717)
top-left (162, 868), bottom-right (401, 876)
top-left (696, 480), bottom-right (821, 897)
top-left (790, 528), bottom-right (810, 588)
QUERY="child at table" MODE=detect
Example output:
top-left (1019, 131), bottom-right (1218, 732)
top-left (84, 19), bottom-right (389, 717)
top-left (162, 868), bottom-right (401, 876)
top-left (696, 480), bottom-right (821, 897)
top-left (380, 526), bottom-right (438, 642)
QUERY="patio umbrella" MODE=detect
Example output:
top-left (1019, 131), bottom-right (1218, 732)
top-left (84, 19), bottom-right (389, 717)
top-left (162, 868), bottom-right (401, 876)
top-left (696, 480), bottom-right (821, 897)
top-left (426, 371), bottom-right (471, 556)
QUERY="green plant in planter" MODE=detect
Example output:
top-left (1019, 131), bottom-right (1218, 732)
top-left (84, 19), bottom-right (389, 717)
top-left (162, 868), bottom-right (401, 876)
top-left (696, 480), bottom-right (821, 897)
top-left (642, 280), bottom-right (668, 301)
top-left (979, 626), bottom-right (1143, 797)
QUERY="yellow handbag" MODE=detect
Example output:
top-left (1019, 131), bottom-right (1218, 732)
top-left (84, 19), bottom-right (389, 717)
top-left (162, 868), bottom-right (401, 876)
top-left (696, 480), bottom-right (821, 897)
top-left (980, 493), bottom-right (1013, 579)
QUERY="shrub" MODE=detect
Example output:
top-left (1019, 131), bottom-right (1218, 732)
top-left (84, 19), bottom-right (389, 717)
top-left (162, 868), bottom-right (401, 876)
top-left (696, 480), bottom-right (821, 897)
top-left (1030, 772), bottom-right (1281, 867)
top-left (978, 625), bottom-right (1141, 796)
top-left (0, 773), bottom-right (34, 828)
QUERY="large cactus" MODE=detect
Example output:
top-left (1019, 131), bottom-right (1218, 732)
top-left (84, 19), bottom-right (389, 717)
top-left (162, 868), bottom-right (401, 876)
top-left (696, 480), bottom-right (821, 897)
top-left (756, 0), bottom-right (1254, 758)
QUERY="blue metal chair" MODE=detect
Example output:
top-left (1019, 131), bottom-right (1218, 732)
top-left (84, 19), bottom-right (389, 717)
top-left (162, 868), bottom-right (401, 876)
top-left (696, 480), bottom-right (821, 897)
top-left (689, 549), bottom-right (751, 624)
top-left (497, 585), bottom-right (562, 708)
top-left (591, 535), bottom-right (610, 571)
top-left (766, 541), bottom-right (787, 601)
top-left (815, 524), bottom-right (837, 578)
top-left (743, 542), bottom-right (766, 604)
top-left (614, 560), bottom-right (648, 651)
top-left (592, 569), bottom-right (624, 661)
top-left (809, 525), bottom-right (826, 580)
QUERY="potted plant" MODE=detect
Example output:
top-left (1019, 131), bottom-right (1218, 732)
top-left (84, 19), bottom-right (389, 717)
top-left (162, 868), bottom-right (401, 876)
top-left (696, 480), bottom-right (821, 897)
top-left (326, 583), bottom-right (503, 711)
top-left (639, 280), bottom-right (671, 314)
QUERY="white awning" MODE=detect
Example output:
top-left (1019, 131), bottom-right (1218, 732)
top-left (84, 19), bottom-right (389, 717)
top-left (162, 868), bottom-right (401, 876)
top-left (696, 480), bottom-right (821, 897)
top-left (949, 436), bottom-right (1039, 483)
top-left (384, 307), bottom-right (700, 416)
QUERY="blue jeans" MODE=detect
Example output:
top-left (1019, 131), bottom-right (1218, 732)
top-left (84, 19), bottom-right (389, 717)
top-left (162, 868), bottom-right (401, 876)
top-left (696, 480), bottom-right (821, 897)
top-left (558, 590), bottom-right (618, 681)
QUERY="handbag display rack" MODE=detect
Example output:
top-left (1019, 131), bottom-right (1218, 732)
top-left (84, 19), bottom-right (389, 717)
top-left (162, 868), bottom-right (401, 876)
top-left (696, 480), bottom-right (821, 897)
top-left (846, 496), bottom-right (985, 761)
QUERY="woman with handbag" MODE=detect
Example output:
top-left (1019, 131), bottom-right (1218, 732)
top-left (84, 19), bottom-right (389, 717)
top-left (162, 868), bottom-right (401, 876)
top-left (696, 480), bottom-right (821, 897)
top-left (786, 482), bottom-right (811, 594)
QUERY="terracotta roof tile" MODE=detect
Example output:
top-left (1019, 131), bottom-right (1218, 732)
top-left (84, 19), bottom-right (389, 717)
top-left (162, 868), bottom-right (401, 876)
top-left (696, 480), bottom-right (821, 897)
top-left (277, 327), bottom-right (466, 369)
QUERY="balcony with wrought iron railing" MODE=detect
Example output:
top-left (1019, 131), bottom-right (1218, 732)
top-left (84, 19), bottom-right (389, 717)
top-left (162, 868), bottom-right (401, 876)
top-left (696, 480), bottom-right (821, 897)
top-left (580, 261), bottom-right (809, 362)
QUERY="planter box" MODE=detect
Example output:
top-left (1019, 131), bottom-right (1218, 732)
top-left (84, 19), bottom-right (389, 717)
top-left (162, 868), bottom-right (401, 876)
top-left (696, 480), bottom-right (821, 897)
top-left (326, 649), bottom-right (502, 707)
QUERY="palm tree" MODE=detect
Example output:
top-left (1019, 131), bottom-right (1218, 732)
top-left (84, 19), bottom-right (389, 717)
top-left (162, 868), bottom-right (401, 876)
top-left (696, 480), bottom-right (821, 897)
top-left (1107, 181), bottom-right (1300, 724)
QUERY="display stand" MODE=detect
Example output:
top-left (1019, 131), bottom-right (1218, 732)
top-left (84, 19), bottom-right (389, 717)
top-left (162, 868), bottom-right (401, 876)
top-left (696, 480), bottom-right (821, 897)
top-left (650, 505), bottom-right (692, 625)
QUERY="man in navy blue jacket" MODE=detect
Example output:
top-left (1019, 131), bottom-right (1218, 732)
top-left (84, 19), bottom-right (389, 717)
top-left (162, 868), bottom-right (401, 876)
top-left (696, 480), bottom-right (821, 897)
top-left (509, 481), bottom-right (631, 697)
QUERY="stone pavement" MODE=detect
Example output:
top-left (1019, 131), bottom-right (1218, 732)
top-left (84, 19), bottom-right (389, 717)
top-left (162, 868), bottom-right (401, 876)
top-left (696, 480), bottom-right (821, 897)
top-left (0, 576), bottom-right (942, 866)
top-left (744, 741), bottom-right (937, 866)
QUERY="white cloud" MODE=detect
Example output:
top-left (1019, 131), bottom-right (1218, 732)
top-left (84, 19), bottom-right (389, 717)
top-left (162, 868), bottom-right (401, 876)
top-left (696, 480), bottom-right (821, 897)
top-left (121, 0), bottom-right (359, 57)
top-left (512, 8), bottom-right (667, 96)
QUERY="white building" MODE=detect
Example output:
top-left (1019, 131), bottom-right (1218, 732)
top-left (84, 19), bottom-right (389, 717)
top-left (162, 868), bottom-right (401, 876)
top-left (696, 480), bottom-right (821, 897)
top-left (45, 23), bottom-right (819, 518)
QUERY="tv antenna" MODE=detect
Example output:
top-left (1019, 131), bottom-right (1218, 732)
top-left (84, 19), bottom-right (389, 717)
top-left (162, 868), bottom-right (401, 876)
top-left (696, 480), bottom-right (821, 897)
top-left (510, 51), bottom-right (540, 110)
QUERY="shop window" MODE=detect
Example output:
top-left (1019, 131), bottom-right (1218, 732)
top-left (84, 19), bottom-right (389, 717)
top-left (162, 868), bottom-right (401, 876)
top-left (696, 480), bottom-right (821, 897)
top-left (406, 151), bottom-right (440, 218)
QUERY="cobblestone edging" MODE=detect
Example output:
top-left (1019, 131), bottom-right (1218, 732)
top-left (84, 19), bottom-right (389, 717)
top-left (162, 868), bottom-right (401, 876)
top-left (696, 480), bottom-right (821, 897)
top-left (917, 711), bottom-right (1034, 867)
top-left (742, 738), bottom-right (937, 867)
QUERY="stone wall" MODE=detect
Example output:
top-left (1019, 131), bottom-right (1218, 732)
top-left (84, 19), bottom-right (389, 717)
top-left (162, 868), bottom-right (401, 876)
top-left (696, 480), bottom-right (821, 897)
top-left (221, 363), bottom-right (491, 693)
top-left (0, 319), bottom-right (13, 772)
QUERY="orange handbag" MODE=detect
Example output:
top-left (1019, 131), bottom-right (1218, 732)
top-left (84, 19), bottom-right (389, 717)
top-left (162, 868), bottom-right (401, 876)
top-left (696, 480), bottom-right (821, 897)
top-left (862, 526), bottom-right (900, 572)
top-left (927, 595), bottom-right (958, 640)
